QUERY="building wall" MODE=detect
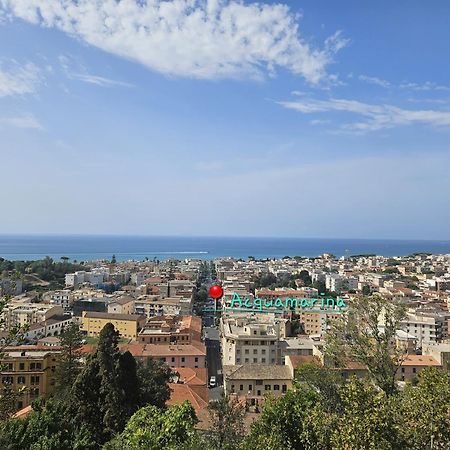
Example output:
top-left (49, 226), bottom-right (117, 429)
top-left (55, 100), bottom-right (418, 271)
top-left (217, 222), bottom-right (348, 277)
top-left (0, 352), bottom-right (60, 410)
top-left (81, 315), bottom-right (139, 340)
top-left (156, 354), bottom-right (205, 369)
top-left (225, 378), bottom-right (291, 399)
top-left (397, 364), bottom-right (441, 381)
top-left (108, 301), bottom-right (134, 315)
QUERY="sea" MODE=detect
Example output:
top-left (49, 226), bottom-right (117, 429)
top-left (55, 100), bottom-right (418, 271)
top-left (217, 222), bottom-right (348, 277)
top-left (0, 235), bottom-right (450, 262)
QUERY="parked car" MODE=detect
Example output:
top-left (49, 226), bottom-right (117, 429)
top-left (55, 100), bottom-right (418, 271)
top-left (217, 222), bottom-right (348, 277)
top-left (209, 376), bottom-right (216, 388)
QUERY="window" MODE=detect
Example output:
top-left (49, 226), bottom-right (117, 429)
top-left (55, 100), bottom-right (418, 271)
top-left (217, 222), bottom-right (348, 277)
top-left (181, 357), bottom-right (185, 363)
top-left (239, 384), bottom-right (243, 391)
top-left (261, 358), bottom-right (266, 363)
top-left (36, 363), bottom-right (42, 370)
top-left (265, 385), bottom-right (271, 391)
top-left (253, 358), bottom-right (257, 363)
top-left (31, 388), bottom-right (39, 397)
top-left (19, 363), bottom-right (25, 370)
top-left (412, 367), bottom-right (417, 374)
top-left (249, 384), bottom-right (252, 391)
top-left (245, 349), bottom-right (249, 355)
top-left (401, 367), bottom-right (405, 373)
top-left (231, 384), bottom-right (235, 393)
top-left (256, 379), bottom-right (263, 385)
top-left (171, 357), bottom-right (175, 363)
top-left (2, 376), bottom-right (13, 384)
top-left (282, 385), bottom-right (287, 393)
top-left (253, 349), bottom-right (257, 355)
top-left (274, 384), bottom-right (280, 390)
top-left (30, 363), bottom-right (36, 370)
top-left (31, 376), bottom-right (40, 385)
top-left (261, 349), bottom-right (266, 355)
top-left (195, 357), bottom-right (198, 362)
top-left (17, 376), bottom-right (25, 384)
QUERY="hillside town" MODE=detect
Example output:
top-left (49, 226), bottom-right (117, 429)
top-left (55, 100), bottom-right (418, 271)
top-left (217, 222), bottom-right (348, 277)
top-left (1, 252), bottom-right (449, 427)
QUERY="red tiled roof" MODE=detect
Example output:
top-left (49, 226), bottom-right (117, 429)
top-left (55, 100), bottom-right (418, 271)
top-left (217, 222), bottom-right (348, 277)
top-left (173, 367), bottom-right (207, 385)
top-left (13, 405), bottom-right (32, 419)
top-left (402, 355), bottom-right (441, 367)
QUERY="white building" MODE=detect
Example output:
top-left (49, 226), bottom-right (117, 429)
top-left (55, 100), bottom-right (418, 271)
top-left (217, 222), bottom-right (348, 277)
top-left (221, 314), bottom-right (288, 366)
top-left (400, 310), bottom-right (450, 346)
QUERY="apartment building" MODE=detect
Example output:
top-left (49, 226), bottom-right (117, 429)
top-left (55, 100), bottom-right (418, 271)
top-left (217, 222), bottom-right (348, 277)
top-left (224, 364), bottom-right (292, 404)
top-left (80, 312), bottom-right (146, 340)
top-left (43, 290), bottom-right (74, 310)
top-left (221, 314), bottom-right (288, 365)
top-left (119, 343), bottom-right (206, 369)
top-left (400, 310), bottom-right (450, 345)
top-left (138, 315), bottom-right (202, 345)
top-left (156, 280), bottom-right (195, 299)
top-left (397, 355), bottom-right (441, 382)
top-left (0, 347), bottom-right (60, 410)
top-left (422, 342), bottom-right (450, 370)
top-left (24, 315), bottom-right (74, 341)
top-left (325, 274), bottom-right (358, 293)
top-left (298, 310), bottom-right (341, 336)
top-left (2, 302), bottom-right (64, 331)
top-left (72, 297), bottom-right (108, 317)
top-left (107, 296), bottom-right (135, 315)
top-left (134, 295), bottom-right (192, 318)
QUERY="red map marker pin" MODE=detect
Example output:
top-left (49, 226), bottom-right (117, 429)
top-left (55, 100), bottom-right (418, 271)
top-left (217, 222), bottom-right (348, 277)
top-left (209, 284), bottom-right (223, 300)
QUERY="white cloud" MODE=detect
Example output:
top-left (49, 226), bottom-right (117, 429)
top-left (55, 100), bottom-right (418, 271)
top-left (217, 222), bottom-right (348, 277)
top-left (358, 74), bottom-right (390, 88)
top-left (0, 115), bottom-right (43, 129)
top-left (278, 96), bottom-right (450, 132)
top-left (399, 81), bottom-right (450, 92)
top-left (0, 61), bottom-right (41, 97)
top-left (1, 0), bottom-right (347, 82)
top-left (68, 73), bottom-right (133, 88)
top-left (58, 54), bottom-right (133, 88)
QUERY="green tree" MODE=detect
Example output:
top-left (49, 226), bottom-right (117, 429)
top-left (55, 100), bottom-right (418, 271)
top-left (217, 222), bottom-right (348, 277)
top-left (325, 295), bottom-right (407, 395)
top-left (0, 398), bottom-right (96, 450)
top-left (104, 402), bottom-right (198, 450)
top-left (329, 377), bottom-right (403, 450)
top-left (54, 323), bottom-right (84, 397)
top-left (243, 387), bottom-right (318, 450)
top-left (137, 357), bottom-right (172, 409)
top-left (398, 368), bottom-right (450, 449)
top-left (69, 323), bottom-right (127, 445)
top-left (295, 362), bottom-right (344, 413)
top-left (362, 284), bottom-right (371, 295)
top-left (206, 395), bottom-right (245, 450)
top-left (298, 270), bottom-right (312, 287)
top-left (118, 351), bottom-right (140, 418)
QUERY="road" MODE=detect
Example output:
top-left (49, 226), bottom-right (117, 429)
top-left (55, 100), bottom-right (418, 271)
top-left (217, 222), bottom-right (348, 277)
top-left (204, 326), bottom-right (224, 401)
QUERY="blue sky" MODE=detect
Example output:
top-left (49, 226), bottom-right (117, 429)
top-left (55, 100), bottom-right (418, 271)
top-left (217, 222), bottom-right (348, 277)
top-left (1, 0), bottom-right (450, 239)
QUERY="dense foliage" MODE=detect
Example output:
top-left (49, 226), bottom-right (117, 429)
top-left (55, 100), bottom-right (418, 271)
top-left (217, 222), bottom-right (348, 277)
top-left (0, 256), bottom-right (87, 287)
top-left (0, 323), bottom-right (172, 449)
top-left (0, 296), bottom-right (448, 449)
